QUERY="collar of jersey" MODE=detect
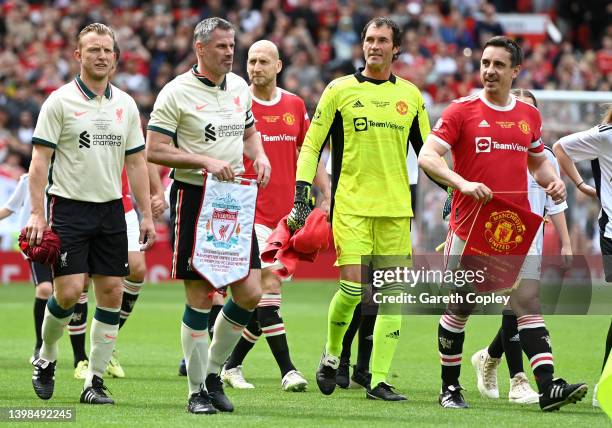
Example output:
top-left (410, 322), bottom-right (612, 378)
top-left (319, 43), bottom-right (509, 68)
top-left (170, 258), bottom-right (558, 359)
top-left (478, 90), bottom-right (516, 111)
top-left (354, 68), bottom-right (396, 85)
top-left (191, 65), bottom-right (227, 90)
top-left (251, 87), bottom-right (282, 106)
top-left (75, 75), bottom-right (112, 100)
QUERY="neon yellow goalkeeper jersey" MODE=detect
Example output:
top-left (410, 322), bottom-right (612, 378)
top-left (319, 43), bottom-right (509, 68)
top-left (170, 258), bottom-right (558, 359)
top-left (296, 71), bottom-right (430, 217)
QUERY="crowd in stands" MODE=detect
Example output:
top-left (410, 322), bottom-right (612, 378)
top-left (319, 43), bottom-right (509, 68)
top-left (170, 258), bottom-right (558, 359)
top-left (0, 0), bottom-right (610, 254)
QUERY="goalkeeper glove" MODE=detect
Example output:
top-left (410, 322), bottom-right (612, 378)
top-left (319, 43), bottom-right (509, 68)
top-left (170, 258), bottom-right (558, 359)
top-left (442, 187), bottom-right (453, 221)
top-left (287, 181), bottom-right (315, 232)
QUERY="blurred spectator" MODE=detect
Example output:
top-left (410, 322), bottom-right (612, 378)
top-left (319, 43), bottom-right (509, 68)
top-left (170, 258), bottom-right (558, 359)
top-left (283, 50), bottom-right (320, 89)
top-left (0, 151), bottom-right (25, 181)
top-left (238, 0), bottom-right (263, 34)
top-left (288, 0), bottom-right (319, 42)
top-left (12, 110), bottom-right (34, 168)
top-left (439, 9), bottom-right (475, 50)
top-left (0, 0), bottom-right (609, 255)
top-left (332, 15), bottom-right (358, 62)
top-left (474, 3), bottom-right (504, 46)
top-left (0, 107), bottom-right (13, 164)
top-left (316, 27), bottom-right (335, 65)
top-left (433, 42), bottom-right (458, 77)
top-left (114, 57), bottom-right (150, 95)
top-left (597, 35), bottom-right (612, 75)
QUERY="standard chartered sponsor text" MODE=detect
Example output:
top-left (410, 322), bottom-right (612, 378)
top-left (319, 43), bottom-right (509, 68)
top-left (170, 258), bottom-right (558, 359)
top-left (217, 123), bottom-right (244, 137)
top-left (92, 134), bottom-right (122, 146)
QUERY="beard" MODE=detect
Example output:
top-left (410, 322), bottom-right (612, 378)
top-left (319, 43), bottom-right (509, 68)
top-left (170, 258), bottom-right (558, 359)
top-left (250, 75), bottom-right (273, 87)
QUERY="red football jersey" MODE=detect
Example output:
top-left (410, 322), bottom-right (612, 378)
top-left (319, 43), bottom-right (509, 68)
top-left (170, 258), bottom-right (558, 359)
top-left (244, 88), bottom-right (310, 229)
top-left (430, 92), bottom-right (544, 240)
top-left (121, 168), bottom-right (134, 213)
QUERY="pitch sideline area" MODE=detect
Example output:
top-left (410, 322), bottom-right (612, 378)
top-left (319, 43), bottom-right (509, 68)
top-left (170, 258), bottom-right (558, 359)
top-left (0, 282), bottom-right (608, 427)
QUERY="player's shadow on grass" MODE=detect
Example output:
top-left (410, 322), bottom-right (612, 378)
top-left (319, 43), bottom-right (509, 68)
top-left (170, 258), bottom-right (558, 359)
top-left (130, 375), bottom-right (187, 382)
top-left (234, 405), bottom-right (412, 422)
top-left (467, 399), bottom-right (601, 415)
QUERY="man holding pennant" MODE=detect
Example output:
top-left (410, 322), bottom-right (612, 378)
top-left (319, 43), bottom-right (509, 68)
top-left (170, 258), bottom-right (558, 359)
top-left (147, 17), bottom-right (270, 415)
top-left (418, 35), bottom-right (587, 411)
top-left (26, 23), bottom-right (156, 406)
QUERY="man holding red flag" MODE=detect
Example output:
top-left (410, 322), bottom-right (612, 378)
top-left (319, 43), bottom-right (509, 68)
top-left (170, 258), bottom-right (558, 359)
top-left (220, 39), bottom-right (330, 392)
top-left (418, 35), bottom-right (586, 411)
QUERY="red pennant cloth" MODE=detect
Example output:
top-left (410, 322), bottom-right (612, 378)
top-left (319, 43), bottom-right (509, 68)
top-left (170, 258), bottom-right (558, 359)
top-left (261, 208), bottom-right (329, 278)
top-left (460, 195), bottom-right (543, 292)
top-left (18, 228), bottom-right (62, 266)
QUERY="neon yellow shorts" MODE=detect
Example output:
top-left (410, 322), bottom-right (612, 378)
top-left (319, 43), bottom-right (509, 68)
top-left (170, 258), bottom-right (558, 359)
top-left (333, 214), bottom-right (412, 267)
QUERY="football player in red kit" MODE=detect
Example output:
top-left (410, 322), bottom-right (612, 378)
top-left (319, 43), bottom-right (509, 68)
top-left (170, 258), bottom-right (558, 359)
top-left (419, 36), bottom-right (587, 411)
top-left (220, 40), bottom-right (330, 391)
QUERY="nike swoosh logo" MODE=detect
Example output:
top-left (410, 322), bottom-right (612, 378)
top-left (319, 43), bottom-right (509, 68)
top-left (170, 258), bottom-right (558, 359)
top-left (190, 332), bottom-right (207, 338)
top-left (104, 334), bottom-right (117, 340)
top-left (74, 111), bottom-right (87, 117)
top-left (196, 104), bottom-right (207, 111)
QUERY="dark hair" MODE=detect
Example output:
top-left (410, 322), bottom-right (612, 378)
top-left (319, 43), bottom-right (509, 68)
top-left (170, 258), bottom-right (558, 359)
top-left (483, 36), bottom-right (523, 67)
top-left (511, 88), bottom-right (537, 107)
top-left (194, 17), bottom-right (235, 43)
top-left (361, 17), bottom-right (402, 61)
top-left (114, 42), bottom-right (120, 61)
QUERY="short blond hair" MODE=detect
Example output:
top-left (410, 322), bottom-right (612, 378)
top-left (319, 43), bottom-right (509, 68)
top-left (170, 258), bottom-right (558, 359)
top-left (77, 23), bottom-right (116, 49)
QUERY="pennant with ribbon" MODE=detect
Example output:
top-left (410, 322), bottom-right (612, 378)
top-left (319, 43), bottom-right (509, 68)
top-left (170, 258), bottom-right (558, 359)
top-left (460, 195), bottom-right (543, 292)
top-left (191, 174), bottom-right (258, 289)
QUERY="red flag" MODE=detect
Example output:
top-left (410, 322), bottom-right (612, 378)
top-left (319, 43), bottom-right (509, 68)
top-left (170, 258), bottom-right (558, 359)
top-left (460, 195), bottom-right (543, 292)
top-left (18, 228), bottom-right (62, 266)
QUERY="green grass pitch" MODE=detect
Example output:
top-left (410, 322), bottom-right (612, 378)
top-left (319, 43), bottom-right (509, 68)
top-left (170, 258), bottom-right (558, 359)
top-left (0, 281), bottom-right (609, 427)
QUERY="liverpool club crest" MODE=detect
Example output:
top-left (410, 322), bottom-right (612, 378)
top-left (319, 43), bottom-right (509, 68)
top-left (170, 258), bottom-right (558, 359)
top-left (206, 194), bottom-right (242, 248)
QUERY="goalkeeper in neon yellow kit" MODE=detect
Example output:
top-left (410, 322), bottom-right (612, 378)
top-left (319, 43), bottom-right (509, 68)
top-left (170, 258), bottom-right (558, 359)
top-left (288, 17), bottom-right (430, 401)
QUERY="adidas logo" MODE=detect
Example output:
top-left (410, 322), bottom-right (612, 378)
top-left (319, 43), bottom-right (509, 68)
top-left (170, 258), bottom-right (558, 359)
top-left (79, 131), bottom-right (91, 148)
top-left (549, 384), bottom-right (563, 399)
top-left (386, 330), bottom-right (400, 339)
top-left (478, 120), bottom-right (490, 128)
top-left (331, 321), bottom-right (347, 326)
top-left (204, 123), bottom-right (216, 142)
top-left (598, 124), bottom-right (612, 133)
top-left (352, 100), bottom-right (365, 108)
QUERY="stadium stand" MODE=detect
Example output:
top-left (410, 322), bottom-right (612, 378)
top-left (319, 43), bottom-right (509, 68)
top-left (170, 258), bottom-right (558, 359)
top-left (0, 0), bottom-right (610, 260)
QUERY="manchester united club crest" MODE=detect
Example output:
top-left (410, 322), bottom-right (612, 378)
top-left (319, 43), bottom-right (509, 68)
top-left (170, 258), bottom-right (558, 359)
top-left (395, 101), bottom-right (408, 115)
top-left (115, 108), bottom-right (123, 123)
top-left (518, 120), bottom-right (530, 134)
top-left (282, 112), bottom-right (295, 125)
top-left (484, 210), bottom-right (527, 252)
top-left (206, 194), bottom-right (242, 249)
